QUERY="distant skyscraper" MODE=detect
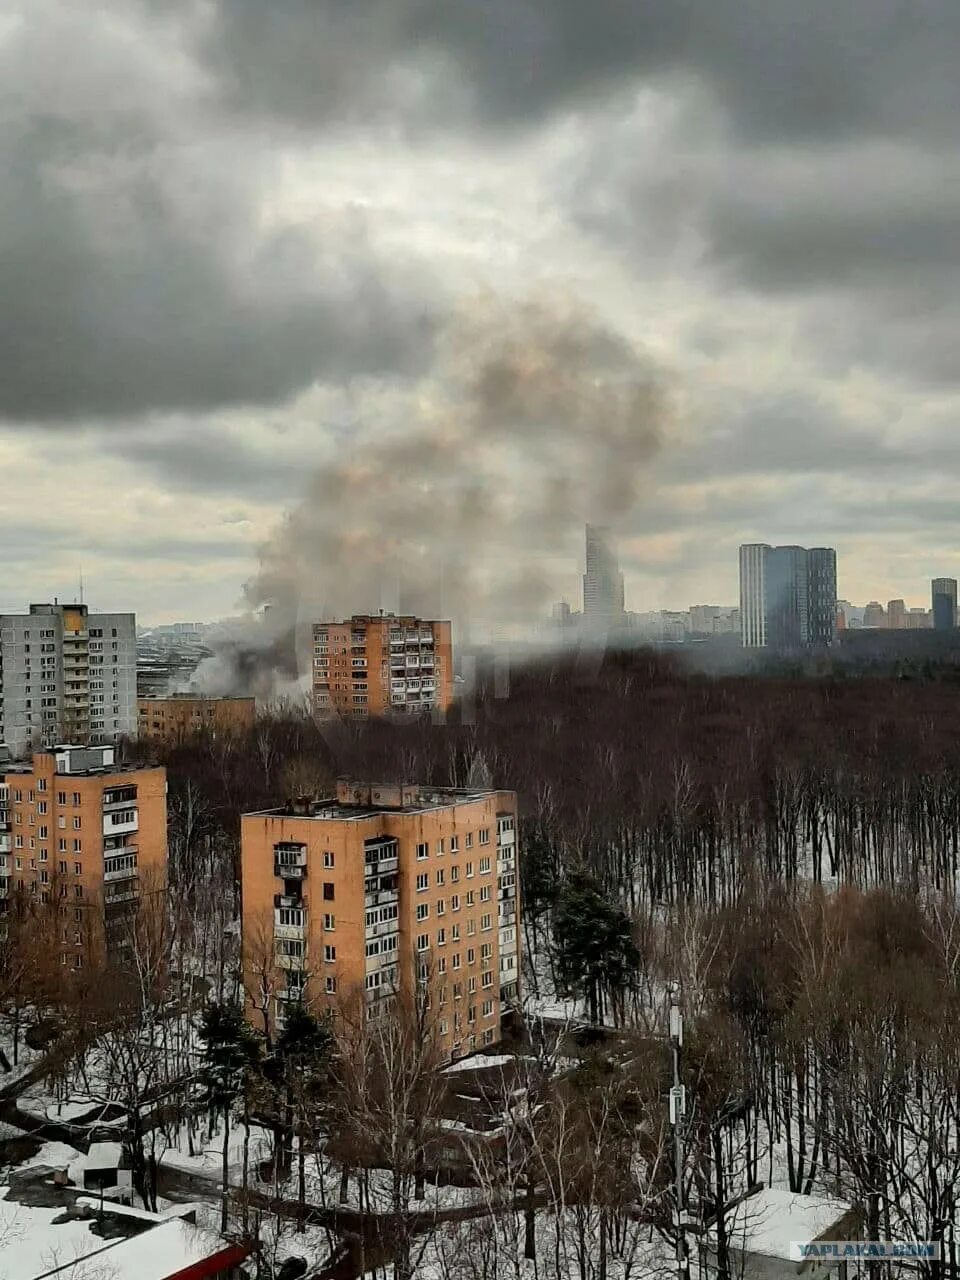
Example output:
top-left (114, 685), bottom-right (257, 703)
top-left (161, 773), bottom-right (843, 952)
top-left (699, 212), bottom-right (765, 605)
top-left (806, 548), bottom-right (838, 647)
top-left (739, 544), bottom-right (769, 648)
top-left (739, 543), bottom-right (837, 650)
top-left (931, 578), bottom-right (957, 632)
top-left (582, 525), bottom-right (624, 630)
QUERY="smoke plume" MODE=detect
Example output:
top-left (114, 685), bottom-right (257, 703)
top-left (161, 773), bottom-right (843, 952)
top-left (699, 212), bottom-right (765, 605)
top-left (196, 293), bottom-right (673, 695)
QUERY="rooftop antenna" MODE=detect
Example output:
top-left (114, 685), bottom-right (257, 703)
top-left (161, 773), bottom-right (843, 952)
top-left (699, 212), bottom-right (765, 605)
top-left (78, 566), bottom-right (84, 606)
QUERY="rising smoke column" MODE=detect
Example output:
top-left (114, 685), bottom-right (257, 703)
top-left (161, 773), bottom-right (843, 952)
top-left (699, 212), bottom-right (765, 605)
top-left (200, 293), bottom-right (674, 694)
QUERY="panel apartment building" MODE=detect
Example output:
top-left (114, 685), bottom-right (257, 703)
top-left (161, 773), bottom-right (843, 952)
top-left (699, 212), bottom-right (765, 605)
top-left (241, 780), bottom-right (519, 1058)
top-left (0, 604), bottom-right (137, 759)
top-left (312, 615), bottom-right (453, 720)
top-left (0, 745), bottom-right (167, 966)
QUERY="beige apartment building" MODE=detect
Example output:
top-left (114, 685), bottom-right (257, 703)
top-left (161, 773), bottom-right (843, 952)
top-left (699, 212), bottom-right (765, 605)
top-left (241, 780), bottom-right (519, 1058)
top-left (137, 695), bottom-right (256, 743)
top-left (0, 745), bottom-right (167, 966)
top-left (312, 615), bottom-right (453, 720)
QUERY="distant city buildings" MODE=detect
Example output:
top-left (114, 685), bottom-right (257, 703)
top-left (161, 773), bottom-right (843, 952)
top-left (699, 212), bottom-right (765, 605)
top-left (0, 604), bottom-right (137, 759)
top-left (582, 525), bottom-right (624, 632)
top-left (312, 615), bottom-right (453, 720)
top-left (739, 544), bottom-right (838, 650)
top-left (932, 578), bottom-right (958, 632)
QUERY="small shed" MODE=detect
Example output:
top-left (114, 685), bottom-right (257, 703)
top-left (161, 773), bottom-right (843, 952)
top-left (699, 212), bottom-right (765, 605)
top-left (83, 1141), bottom-right (130, 1193)
top-left (706, 1187), bottom-right (859, 1280)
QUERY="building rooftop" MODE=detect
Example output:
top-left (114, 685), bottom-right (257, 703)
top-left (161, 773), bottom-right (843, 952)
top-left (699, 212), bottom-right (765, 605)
top-left (245, 778), bottom-right (508, 821)
top-left (137, 694), bottom-right (254, 702)
top-left (1, 746), bottom-right (154, 778)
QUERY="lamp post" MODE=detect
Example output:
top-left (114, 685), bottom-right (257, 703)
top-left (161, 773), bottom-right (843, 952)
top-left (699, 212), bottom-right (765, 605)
top-left (669, 985), bottom-right (689, 1280)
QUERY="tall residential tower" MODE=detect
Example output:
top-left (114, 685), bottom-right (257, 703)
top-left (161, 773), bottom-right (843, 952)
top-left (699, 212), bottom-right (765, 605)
top-left (582, 525), bottom-right (625, 632)
top-left (739, 545), bottom-right (837, 650)
top-left (0, 604), bottom-right (137, 759)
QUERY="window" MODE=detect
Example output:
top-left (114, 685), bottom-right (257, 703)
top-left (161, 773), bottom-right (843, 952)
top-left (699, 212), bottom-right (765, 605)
top-left (467, 919), bottom-right (476, 935)
top-left (74, 885), bottom-right (83, 899)
top-left (435, 869), bottom-right (445, 886)
top-left (467, 1005), bottom-right (476, 1024)
top-left (440, 1019), bottom-right (449, 1035)
top-left (436, 928), bottom-right (446, 946)
top-left (436, 839), bottom-right (445, 855)
top-left (479, 828), bottom-right (490, 845)
top-left (73, 839), bottom-right (82, 853)
top-left (479, 857), bottom-right (491, 874)
top-left (323, 913), bottom-right (335, 931)
top-left (38, 801), bottom-right (47, 815)
top-left (74, 863), bottom-right (82, 876)
top-left (467, 948), bottom-right (475, 965)
top-left (72, 793), bottom-right (81, 806)
top-left (482, 999), bottom-right (494, 1017)
top-left (57, 792), bottom-right (66, 806)
top-left (449, 836), bottom-right (459, 853)
top-left (451, 894), bottom-right (460, 912)
top-left (275, 938), bottom-right (303, 958)
top-left (436, 898), bottom-right (445, 916)
top-left (453, 983), bottom-right (463, 1000)
top-left (451, 924), bottom-right (461, 942)
top-left (416, 872), bottom-right (428, 892)
top-left (481, 913), bottom-right (492, 931)
top-left (416, 903), bottom-right (429, 922)
top-left (438, 956), bottom-right (447, 974)
top-left (417, 933), bottom-right (429, 952)
top-left (324, 945), bottom-right (336, 963)
top-left (325, 976), bottom-right (337, 994)
top-left (480, 885), bottom-right (491, 902)
top-left (465, 832), bottom-right (474, 849)
top-left (277, 907), bottom-right (303, 926)
top-left (323, 850), bottom-right (335, 868)
top-left (59, 860), bottom-right (67, 874)
top-left (452, 952), bottom-right (461, 970)
top-left (482, 971), bottom-right (493, 988)
top-left (450, 866), bottom-right (460, 884)
top-left (38, 825), bottom-right (48, 840)
top-left (323, 882), bottom-right (335, 901)
top-left (481, 942), bottom-right (492, 960)
top-left (482, 1028), bottom-right (495, 1046)
top-left (416, 842), bottom-right (428, 860)
top-left (467, 975), bottom-right (477, 993)
top-left (72, 817), bottom-right (81, 830)
top-left (466, 861), bottom-right (474, 878)
top-left (58, 838), bottom-right (66, 852)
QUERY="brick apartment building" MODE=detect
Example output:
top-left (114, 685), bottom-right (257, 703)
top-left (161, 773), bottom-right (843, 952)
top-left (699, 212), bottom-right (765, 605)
top-left (137, 695), bottom-right (256, 743)
top-left (241, 780), bottom-right (519, 1058)
top-left (0, 745), bottom-right (167, 966)
top-left (312, 615), bottom-right (453, 720)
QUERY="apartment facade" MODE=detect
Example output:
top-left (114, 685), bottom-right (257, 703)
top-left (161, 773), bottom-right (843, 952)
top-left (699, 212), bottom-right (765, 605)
top-left (241, 781), bottom-right (519, 1058)
top-left (312, 616), bottom-right (453, 720)
top-left (0, 745), bottom-right (167, 966)
top-left (0, 604), bottom-right (137, 759)
top-left (138, 695), bottom-right (256, 742)
top-left (739, 544), bottom-right (837, 650)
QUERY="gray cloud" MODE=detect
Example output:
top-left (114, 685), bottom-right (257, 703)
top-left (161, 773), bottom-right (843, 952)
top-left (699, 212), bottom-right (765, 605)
top-left (0, 3), bottom-right (435, 424)
top-left (200, 0), bottom-right (960, 143)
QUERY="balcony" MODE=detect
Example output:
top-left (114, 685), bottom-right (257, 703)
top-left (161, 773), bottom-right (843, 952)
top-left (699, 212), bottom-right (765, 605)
top-left (275, 862), bottom-right (307, 880)
top-left (274, 921), bottom-right (306, 941)
top-left (104, 887), bottom-right (140, 907)
top-left (0, 836), bottom-right (9, 856)
top-left (103, 812), bottom-right (138, 837)
top-left (365, 918), bottom-right (400, 940)
top-left (275, 951), bottom-right (306, 971)
top-left (274, 893), bottom-right (306, 910)
top-left (104, 865), bottom-right (138, 884)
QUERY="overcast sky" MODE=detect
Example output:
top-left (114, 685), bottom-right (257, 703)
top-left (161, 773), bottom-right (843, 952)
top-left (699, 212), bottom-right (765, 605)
top-left (1, 1), bottom-right (958, 624)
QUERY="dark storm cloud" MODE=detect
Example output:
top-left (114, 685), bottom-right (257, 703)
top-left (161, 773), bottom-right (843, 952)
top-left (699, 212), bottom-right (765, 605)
top-left (200, 0), bottom-right (960, 142)
top-left (0, 4), bottom-right (434, 424)
top-left (113, 424), bottom-right (308, 498)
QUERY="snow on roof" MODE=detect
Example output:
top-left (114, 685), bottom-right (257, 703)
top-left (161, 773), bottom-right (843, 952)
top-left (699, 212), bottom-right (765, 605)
top-left (0, 1189), bottom-right (243, 1280)
top-left (443, 1053), bottom-right (514, 1074)
top-left (726, 1188), bottom-right (854, 1261)
top-left (85, 1141), bottom-right (123, 1169)
top-left (76, 1217), bottom-right (247, 1280)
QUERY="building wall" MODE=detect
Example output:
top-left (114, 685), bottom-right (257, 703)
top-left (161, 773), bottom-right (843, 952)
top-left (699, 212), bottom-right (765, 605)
top-left (241, 787), bottom-right (518, 1058)
top-left (312, 616), bottom-right (453, 722)
top-left (806, 548), bottom-right (838, 647)
top-left (932, 578), bottom-right (958, 632)
top-left (0, 749), bottom-right (167, 966)
top-left (739, 544), bottom-right (769, 648)
top-left (583, 524), bottom-right (625, 629)
top-left (0, 605), bottom-right (136, 758)
top-left (137, 696), bottom-right (256, 742)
